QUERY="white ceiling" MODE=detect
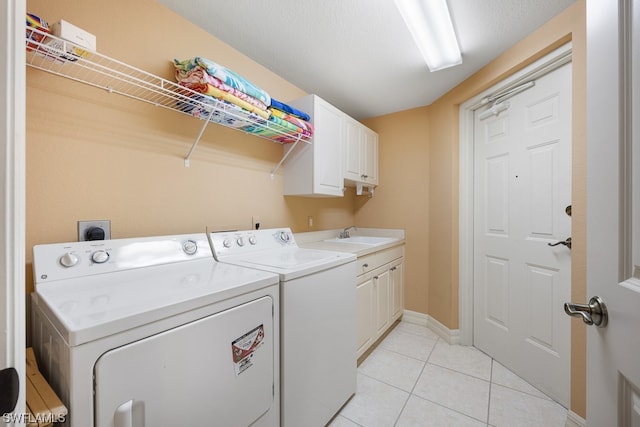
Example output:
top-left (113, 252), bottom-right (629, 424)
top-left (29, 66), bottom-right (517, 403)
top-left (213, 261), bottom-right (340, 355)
top-left (157, 0), bottom-right (576, 120)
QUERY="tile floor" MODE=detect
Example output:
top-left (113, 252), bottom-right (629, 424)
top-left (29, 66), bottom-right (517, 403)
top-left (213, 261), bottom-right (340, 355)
top-left (330, 321), bottom-right (568, 427)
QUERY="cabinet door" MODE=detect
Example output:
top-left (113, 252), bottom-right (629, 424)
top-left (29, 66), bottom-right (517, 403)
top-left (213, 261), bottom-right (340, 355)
top-left (344, 118), bottom-right (362, 182)
top-left (314, 99), bottom-right (344, 195)
top-left (390, 260), bottom-right (404, 322)
top-left (374, 268), bottom-right (390, 337)
top-left (362, 128), bottom-right (378, 185)
top-left (356, 276), bottom-right (375, 358)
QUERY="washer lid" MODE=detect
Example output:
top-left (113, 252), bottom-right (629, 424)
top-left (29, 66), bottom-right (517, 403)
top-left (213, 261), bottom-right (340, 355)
top-left (33, 259), bottom-right (279, 347)
top-left (222, 247), bottom-right (355, 280)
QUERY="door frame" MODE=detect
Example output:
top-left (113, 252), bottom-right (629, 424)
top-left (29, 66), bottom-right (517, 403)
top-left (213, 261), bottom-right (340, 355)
top-left (1, 0), bottom-right (26, 419)
top-left (458, 43), bottom-right (573, 346)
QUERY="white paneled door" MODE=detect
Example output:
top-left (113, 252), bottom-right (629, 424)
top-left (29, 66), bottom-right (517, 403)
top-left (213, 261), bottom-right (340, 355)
top-left (584, 0), bottom-right (640, 425)
top-left (473, 62), bottom-right (572, 406)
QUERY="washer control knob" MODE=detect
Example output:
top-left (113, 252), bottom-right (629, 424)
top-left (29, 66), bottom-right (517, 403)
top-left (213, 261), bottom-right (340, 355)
top-left (91, 250), bottom-right (110, 264)
top-left (223, 238), bottom-right (232, 248)
top-left (237, 237), bottom-right (245, 247)
top-left (249, 236), bottom-right (257, 245)
top-left (59, 252), bottom-right (79, 268)
top-left (182, 240), bottom-right (198, 255)
top-left (279, 231), bottom-right (291, 243)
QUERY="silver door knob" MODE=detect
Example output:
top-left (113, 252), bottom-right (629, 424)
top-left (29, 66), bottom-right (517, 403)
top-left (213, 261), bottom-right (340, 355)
top-left (564, 296), bottom-right (608, 327)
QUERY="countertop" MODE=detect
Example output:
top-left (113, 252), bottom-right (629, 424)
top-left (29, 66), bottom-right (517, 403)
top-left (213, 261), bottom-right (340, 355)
top-left (294, 228), bottom-right (405, 257)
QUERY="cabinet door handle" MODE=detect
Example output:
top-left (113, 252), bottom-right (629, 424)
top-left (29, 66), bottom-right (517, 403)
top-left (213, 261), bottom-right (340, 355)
top-left (390, 267), bottom-right (396, 271)
top-left (374, 275), bottom-right (379, 280)
top-left (362, 263), bottom-right (369, 268)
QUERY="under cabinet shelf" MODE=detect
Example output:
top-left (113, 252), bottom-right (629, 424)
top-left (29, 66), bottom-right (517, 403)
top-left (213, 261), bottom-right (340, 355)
top-left (25, 27), bottom-right (311, 170)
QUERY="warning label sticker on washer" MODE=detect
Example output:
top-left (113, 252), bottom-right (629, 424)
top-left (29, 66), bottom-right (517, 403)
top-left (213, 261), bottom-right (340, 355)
top-left (231, 324), bottom-right (265, 376)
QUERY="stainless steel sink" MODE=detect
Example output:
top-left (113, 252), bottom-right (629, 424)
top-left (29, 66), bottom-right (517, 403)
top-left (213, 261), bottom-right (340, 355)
top-left (323, 236), bottom-right (398, 245)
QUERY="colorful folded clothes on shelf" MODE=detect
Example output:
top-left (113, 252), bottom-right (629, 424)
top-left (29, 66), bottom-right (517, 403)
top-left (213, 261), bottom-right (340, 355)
top-left (176, 93), bottom-right (266, 129)
top-left (269, 99), bottom-right (311, 121)
top-left (270, 108), bottom-right (314, 136)
top-left (174, 56), bottom-right (313, 142)
top-left (181, 82), bottom-right (271, 120)
top-left (176, 66), bottom-right (269, 111)
top-left (174, 57), bottom-right (271, 106)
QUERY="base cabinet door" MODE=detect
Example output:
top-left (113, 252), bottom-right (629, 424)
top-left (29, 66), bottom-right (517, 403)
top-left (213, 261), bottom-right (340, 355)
top-left (355, 246), bottom-right (405, 359)
top-left (390, 260), bottom-right (404, 322)
top-left (356, 276), bottom-right (375, 357)
top-left (374, 267), bottom-right (390, 338)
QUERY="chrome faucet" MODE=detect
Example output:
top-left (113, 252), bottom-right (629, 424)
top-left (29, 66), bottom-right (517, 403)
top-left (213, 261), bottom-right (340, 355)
top-left (339, 226), bottom-right (357, 239)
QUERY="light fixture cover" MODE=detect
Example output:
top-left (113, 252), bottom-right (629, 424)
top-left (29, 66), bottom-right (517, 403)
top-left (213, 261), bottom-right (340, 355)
top-left (394, 0), bottom-right (462, 71)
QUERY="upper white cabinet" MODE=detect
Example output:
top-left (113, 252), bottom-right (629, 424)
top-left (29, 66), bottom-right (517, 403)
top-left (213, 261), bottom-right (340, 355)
top-left (284, 95), bottom-right (345, 197)
top-left (283, 94), bottom-right (379, 196)
top-left (344, 117), bottom-right (378, 186)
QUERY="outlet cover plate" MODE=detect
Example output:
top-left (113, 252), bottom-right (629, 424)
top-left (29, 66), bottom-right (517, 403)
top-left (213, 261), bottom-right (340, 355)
top-left (78, 220), bottom-right (111, 241)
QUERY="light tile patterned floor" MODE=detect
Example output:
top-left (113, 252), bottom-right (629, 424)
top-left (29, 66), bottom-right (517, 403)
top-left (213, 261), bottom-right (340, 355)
top-left (330, 321), bottom-right (568, 427)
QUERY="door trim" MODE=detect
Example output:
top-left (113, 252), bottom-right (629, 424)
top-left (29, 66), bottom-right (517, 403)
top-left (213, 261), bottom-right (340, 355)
top-left (458, 43), bottom-right (573, 345)
top-left (1, 0), bottom-right (26, 419)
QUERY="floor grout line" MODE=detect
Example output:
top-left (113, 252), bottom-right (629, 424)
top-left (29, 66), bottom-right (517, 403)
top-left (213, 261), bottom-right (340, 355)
top-left (336, 321), bottom-right (568, 427)
top-left (487, 358), bottom-right (494, 425)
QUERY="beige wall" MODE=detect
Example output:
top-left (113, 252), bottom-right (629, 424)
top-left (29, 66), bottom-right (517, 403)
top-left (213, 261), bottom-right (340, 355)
top-left (25, 0), bottom-right (356, 290)
top-left (424, 0), bottom-right (587, 417)
top-left (359, 108), bottom-right (430, 314)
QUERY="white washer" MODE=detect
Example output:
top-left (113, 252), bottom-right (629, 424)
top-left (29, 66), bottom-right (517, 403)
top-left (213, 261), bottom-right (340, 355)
top-left (31, 233), bottom-right (280, 427)
top-left (208, 228), bottom-right (357, 427)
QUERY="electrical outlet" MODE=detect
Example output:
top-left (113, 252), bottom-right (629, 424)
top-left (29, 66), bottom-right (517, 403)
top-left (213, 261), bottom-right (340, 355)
top-left (307, 216), bottom-right (314, 229)
top-left (252, 216), bottom-right (261, 230)
top-left (78, 220), bottom-right (111, 241)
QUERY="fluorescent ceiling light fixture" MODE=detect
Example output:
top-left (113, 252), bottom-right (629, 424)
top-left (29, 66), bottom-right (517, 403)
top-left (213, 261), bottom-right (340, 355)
top-left (394, 0), bottom-right (462, 71)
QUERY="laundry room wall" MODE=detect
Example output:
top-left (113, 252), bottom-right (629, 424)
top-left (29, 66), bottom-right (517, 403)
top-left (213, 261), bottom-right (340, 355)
top-left (426, 0), bottom-right (586, 418)
top-left (355, 0), bottom-right (586, 418)
top-left (358, 108), bottom-right (430, 315)
top-left (25, 0), bottom-right (356, 291)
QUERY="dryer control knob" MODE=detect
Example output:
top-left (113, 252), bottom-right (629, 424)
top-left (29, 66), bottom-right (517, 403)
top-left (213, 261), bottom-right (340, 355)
top-left (249, 236), bottom-right (257, 245)
top-left (279, 231), bottom-right (291, 243)
top-left (91, 250), bottom-right (110, 264)
top-left (59, 252), bottom-right (79, 268)
top-left (182, 240), bottom-right (198, 255)
top-left (223, 238), bottom-right (232, 248)
top-left (237, 237), bottom-right (245, 247)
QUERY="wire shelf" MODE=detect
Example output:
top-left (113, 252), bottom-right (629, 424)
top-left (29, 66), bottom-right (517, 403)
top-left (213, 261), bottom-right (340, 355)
top-left (25, 27), bottom-right (311, 169)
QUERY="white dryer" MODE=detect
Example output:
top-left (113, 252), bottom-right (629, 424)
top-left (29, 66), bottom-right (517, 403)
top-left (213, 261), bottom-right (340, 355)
top-left (31, 234), bottom-right (280, 427)
top-left (208, 228), bottom-right (357, 427)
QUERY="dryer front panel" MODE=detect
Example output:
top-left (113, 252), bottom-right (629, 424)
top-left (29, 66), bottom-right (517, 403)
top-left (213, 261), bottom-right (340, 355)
top-left (93, 296), bottom-right (275, 427)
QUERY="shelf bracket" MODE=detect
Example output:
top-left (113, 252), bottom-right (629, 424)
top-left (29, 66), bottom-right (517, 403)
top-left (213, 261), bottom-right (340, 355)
top-left (184, 107), bottom-right (216, 167)
top-left (270, 135), bottom-right (303, 179)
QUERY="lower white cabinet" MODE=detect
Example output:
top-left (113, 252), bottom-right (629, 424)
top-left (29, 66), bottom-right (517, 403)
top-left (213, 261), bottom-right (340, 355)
top-left (356, 245), bottom-right (404, 359)
top-left (390, 259), bottom-right (403, 321)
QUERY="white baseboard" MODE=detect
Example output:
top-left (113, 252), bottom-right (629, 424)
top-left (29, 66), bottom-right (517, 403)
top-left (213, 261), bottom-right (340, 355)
top-left (402, 310), bottom-right (460, 345)
top-left (565, 411), bottom-right (586, 427)
top-left (401, 310), bottom-right (428, 327)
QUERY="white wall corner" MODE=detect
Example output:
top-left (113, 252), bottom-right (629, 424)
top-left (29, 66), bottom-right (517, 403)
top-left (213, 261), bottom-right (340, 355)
top-left (403, 310), bottom-right (460, 345)
top-left (565, 410), bottom-right (586, 427)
